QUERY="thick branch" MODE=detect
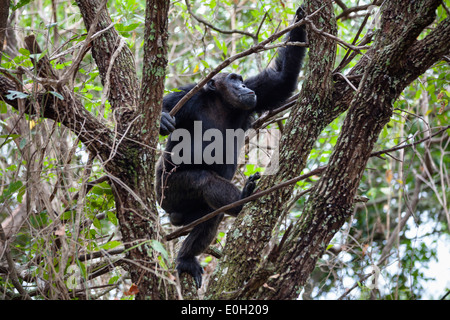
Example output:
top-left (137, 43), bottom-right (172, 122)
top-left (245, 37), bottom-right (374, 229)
top-left (400, 16), bottom-right (450, 89)
top-left (137, 0), bottom-right (170, 141)
top-left (0, 62), bottom-right (114, 162)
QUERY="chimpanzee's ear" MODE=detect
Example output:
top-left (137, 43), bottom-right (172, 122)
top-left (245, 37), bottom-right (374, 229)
top-left (206, 79), bottom-right (216, 91)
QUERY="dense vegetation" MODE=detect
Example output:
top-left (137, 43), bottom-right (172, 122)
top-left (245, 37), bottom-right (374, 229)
top-left (0, 0), bottom-right (449, 300)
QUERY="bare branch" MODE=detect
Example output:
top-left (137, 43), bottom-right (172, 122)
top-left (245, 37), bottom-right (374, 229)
top-left (168, 7), bottom-right (324, 117)
top-left (185, 0), bottom-right (256, 39)
top-left (165, 166), bottom-right (326, 241)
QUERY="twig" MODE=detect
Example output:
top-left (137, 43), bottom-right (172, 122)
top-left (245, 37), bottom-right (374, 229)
top-left (337, 272), bottom-right (372, 300)
top-left (336, 1), bottom-right (383, 21)
top-left (59, 0), bottom-right (109, 87)
top-left (334, 73), bottom-right (358, 91)
top-left (251, 93), bottom-right (299, 129)
top-left (371, 125), bottom-right (450, 158)
top-left (334, 0), bottom-right (377, 73)
top-left (185, 0), bottom-right (256, 39)
top-left (303, 14), bottom-right (371, 52)
top-left (49, 23), bottom-right (116, 62)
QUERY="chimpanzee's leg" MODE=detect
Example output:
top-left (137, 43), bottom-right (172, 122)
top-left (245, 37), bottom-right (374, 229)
top-left (176, 212), bottom-right (224, 288)
top-left (156, 169), bottom-right (259, 287)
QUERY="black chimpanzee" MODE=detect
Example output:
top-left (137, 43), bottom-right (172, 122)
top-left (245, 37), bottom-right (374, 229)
top-left (156, 6), bottom-right (307, 287)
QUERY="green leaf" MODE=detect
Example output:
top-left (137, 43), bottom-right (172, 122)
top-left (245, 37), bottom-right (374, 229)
top-left (0, 101), bottom-right (8, 113)
top-left (150, 240), bottom-right (169, 260)
top-left (60, 210), bottom-right (75, 221)
top-left (75, 259), bottom-right (87, 280)
top-left (100, 240), bottom-right (122, 251)
top-left (0, 134), bottom-right (20, 146)
top-left (6, 90), bottom-right (29, 100)
top-left (108, 275), bottom-right (120, 285)
top-left (17, 185), bottom-right (26, 203)
top-left (49, 91), bottom-right (64, 100)
top-left (29, 51), bottom-right (47, 61)
top-left (11, 0), bottom-right (33, 10)
top-left (18, 48), bottom-right (30, 56)
top-left (201, 60), bottom-right (210, 69)
top-left (0, 181), bottom-right (24, 203)
top-left (115, 22), bottom-right (141, 32)
top-left (107, 211), bottom-right (118, 226)
top-left (157, 255), bottom-right (168, 270)
top-left (93, 217), bottom-right (101, 229)
top-left (90, 181), bottom-right (112, 195)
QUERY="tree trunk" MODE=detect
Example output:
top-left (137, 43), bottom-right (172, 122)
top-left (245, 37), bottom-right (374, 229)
top-left (75, 0), bottom-right (172, 299)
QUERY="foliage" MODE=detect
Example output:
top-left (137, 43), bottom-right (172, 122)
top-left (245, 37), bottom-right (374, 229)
top-left (0, 0), bottom-right (449, 300)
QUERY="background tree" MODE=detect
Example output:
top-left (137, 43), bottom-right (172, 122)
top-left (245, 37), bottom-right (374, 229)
top-left (0, 0), bottom-right (449, 300)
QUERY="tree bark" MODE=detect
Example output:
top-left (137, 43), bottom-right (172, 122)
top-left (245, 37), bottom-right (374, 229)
top-left (75, 0), bottom-right (139, 129)
top-left (75, 0), bottom-right (172, 299)
top-left (0, 0), bottom-right (9, 62)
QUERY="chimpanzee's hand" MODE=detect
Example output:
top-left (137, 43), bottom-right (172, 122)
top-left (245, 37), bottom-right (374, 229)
top-left (160, 112), bottom-right (176, 136)
top-left (241, 172), bottom-right (261, 198)
top-left (295, 4), bottom-right (306, 22)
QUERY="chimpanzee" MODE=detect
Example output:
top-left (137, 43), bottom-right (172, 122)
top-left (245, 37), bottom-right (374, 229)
top-left (156, 6), bottom-right (307, 288)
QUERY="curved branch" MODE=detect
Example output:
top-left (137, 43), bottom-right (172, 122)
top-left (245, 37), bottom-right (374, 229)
top-left (185, 0), bottom-right (256, 39)
top-left (164, 167), bottom-right (325, 241)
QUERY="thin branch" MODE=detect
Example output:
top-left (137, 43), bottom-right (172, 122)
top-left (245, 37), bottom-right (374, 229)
top-left (63, 0), bottom-right (109, 88)
top-left (165, 166), bottom-right (327, 241)
top-left (165, 124), bottom-right (450, 241)
top-left (303, 14), bottom-right (371, 52)
top-left (334, 73), bottom-right (358, 92)
top-left (334, 0), bottom-right (377, 73)
top-left (251, 93), bottom-right (298, 129)
top-left (168, 6), bottom-right (324, 117)
top-left (336, 1), bottom-right (383, 21)
top-left (371, 125), bottom-right (450, 158)
top-left (185, 0), bottom-right (256, 39)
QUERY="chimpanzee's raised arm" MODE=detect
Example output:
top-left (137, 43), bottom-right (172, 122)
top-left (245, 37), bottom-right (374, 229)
top-left (244, 6), bottom-right (307, 113)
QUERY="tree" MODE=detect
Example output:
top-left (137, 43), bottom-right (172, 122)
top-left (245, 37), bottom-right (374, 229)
top-left (0, 0), bottom-right (449, 300)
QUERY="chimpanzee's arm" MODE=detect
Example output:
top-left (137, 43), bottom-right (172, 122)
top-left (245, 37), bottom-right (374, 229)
top-left (245, 6), bottom-right (307, 113)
